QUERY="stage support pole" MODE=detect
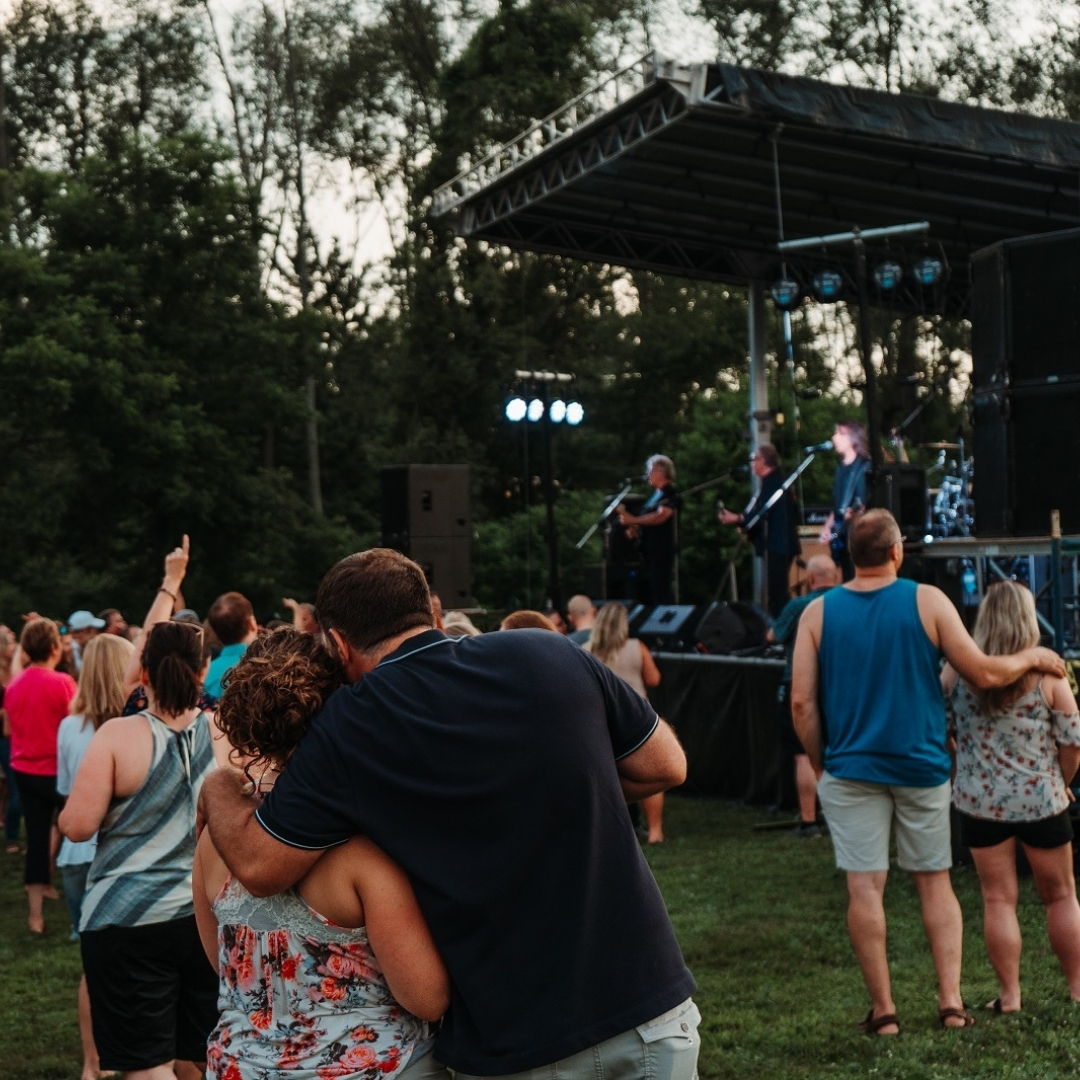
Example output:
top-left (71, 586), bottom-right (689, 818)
top-left (748, 282), bottom-right (770, 611)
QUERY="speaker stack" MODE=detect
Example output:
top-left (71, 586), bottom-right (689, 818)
top-left (381, 465), bottom-right (472, 604)
top-left (972, 227), bottom-right (1080, 536)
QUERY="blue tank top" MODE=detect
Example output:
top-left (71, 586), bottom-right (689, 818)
top-left (819, 579), bottom-right (949, 787)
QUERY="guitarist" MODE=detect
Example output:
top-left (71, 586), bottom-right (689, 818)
top-left (617, 455), bottom-right (680, 604)
top-left (718, 444), bottom-right (801, 617)
top-left (818, 420), bottom-right (871, 581)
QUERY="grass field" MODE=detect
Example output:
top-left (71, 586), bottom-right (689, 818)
top-left (3, 796), bottom-right (1080, 1079)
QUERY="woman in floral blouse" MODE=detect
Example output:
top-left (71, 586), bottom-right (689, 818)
top-left (192, 628), bottom-right (450, 1080)
top-left (943, 580), bottom-right (1080, 1014)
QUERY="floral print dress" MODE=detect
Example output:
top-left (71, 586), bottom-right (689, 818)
top-left (207, 877), bottom-right (436, 1080)
top-left (950, 679), bottom-right (1080, 822)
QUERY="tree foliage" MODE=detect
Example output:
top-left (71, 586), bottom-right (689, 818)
top-left (0, 0), bottom-right (1066, 619)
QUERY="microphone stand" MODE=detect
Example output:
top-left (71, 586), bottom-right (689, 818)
top-left (575, 481), bottom-right (634, 550)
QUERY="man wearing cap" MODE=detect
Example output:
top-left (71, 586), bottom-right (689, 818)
top-left (67, 610), bottom-right (104, 672)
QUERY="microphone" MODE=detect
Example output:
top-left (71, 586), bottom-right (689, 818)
top-left (805, 440), bottom-right (833, 452)
top-left (733, 464), bottom-right (751, 474)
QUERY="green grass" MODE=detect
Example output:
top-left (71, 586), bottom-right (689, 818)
top-left (3, 798), bottom-right (1080, 1078)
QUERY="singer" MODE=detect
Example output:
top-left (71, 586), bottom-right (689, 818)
top-left (618, 455), bottom-right (680, 604)
top-left (719, 445), bottom-right (801, 617)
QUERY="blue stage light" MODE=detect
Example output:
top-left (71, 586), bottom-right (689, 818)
top-left (873, 261), bottom-right (903, 290)
top-left (549, 399), bottom-right (567, 423)
top-left (812, 270), bottom-right (844, 301)
top-left (505, 397), bottom-right (527, 422)
top-left (527, 398), bottom-right (545, 422)
top-left (770, 278), bottom-right (801, 310)
top-left (565, 401), bottom-right (584, 426)
top-left (912, 256), bottom-right (943, 286)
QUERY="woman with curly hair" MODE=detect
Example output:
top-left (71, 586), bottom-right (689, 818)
top-left (943, 580), bottom-right (1080, 1013)
top-left (193, 627), bottom-right (450, 1080)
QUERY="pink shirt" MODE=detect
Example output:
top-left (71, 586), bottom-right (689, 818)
top-left (6, 666), bottom-right (78, 776)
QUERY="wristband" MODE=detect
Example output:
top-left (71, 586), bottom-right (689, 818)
top-left (158, 586), bottom-right (178, 601)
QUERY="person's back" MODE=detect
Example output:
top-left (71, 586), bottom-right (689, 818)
top-left (258, 626), bottom-right (694, 1074)
top-left (203, 840), bottom-right (440, 1080)
top-left (819, 578), bottom-right (949, 787)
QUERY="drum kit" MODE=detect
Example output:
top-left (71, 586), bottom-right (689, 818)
top-left (922, 437), bottom-right (974, 538)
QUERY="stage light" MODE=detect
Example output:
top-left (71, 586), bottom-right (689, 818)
top-left (549, 399), bottom-right (567, 423)
top-left (505, 397), bottom-right (527, 422)
top-left (912, 256), bottom-right (943, 286)
top-left (873, 260), bottom-right (903, 290)
top-left (527, 398), bottom-right (545, 422)
top-left (770, 278), bottom-right (801, 310)
top-left (812, 270), bottom-right (844, 301)
top-left (565, 401), bottom-right (584, 426)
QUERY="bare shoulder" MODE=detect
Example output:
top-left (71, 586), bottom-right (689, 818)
top-left (1043, 673), bottom-right (1079, 712)
top-left (799, 595), bottom-right (825, 633)
top-left (93, 715), bottom-right (149, 749)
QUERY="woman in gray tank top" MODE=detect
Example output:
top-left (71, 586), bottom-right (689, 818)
top-left (60, 620), bottom-right (219, 1080)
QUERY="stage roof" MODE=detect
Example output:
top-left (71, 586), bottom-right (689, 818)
top-left (431, 56), bottom-right (1080, 316)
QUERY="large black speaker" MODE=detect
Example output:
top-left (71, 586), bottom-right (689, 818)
top-left (635, 605), bottom-right (701, 652)
top-left (972, 228), bottom-right (1080, 536)
top-left (381, 465), bottom-right (471, 602)
top-left (872, 465), bottom-right (926, 541)
top-left (694, 601), bottom-right (769, 655)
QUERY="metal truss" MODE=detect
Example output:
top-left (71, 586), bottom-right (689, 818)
top-left (432, 53), bottom-right (686, 221)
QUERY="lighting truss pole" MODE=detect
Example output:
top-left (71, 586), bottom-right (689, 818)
top-left (777, 221), bottom-right (929, 476)
top-left (508, 370), bottom-right (581, 612)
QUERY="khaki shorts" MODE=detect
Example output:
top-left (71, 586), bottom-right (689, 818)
top-left (817, 771), bottom-right (953, 873)
top-left (453, 998), bottom-right (701, 1080)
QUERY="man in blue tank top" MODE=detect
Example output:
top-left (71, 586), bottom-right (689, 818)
top-left (791, 509), bottom-right (1065, 1035)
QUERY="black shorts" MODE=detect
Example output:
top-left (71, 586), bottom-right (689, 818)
top-left (957, 808), bottom-right (1074, 850)
top-left (80, 914), bottom-right (219, 1071)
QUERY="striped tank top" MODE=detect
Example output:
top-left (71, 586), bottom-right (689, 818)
top-left (80, 711), bottom-right (215, 932)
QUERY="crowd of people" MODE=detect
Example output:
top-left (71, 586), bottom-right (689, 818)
top-left (2, 496), bottom-right (1080, 1076)
top-left (0, 537), bottom-right (688, 1080)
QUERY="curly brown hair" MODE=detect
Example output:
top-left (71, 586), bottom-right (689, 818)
top-left (216, 626), bottom-right (345, 780)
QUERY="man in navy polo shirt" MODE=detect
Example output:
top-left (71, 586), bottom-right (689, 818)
top-left (200, 548), bottom-right (699, 1080)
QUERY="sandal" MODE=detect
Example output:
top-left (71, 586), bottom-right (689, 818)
top-left (938, 1006), bottom-right (976, 1029)
top-left (986, 997), bottom-right (1020, 1014)
top-left (858, 1009), bottom-right (900, 1035)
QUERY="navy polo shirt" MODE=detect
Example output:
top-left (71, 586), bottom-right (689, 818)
top-left (257, 628), bottom-right (695, 1075)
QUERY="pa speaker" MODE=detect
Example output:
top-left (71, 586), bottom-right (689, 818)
top-left (871, 465), bottom-right (926, 541)
top-left (407, 537), bottom-right (471, 606)
top-left (381, 465), bottom-right (470, 546)
top-left (635, 605), bottom-right (701, 652)
top-left (972, 228), bottom-right (1080, 536)
top-left (695, 601), bottom-right (768, 655)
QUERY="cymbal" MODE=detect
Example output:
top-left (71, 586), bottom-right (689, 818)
top-left (919, 441), bottom-right (960, 450)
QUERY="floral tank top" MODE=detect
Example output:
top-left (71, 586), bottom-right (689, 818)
top-left (950, 679), bottom-right (1080, 823)
top-left (207, 877), bottom-right (435, 1080)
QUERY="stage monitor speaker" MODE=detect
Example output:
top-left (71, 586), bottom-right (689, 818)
top-left (694, 601), bottom-right (768, 655)
top-left (407, 536), bottom-right (471, 606)
top-left (636, 605), bottom-right (700, 652)
top-left (972, 228), bottom-right (1080, 536)
top-left (871, 465), bottom-right (926, 541)
top-left (381, 465), bottom-right (470, 547)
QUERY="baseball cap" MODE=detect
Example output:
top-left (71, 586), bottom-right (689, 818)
top-left (68, 610), bottom-right (106, 631)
